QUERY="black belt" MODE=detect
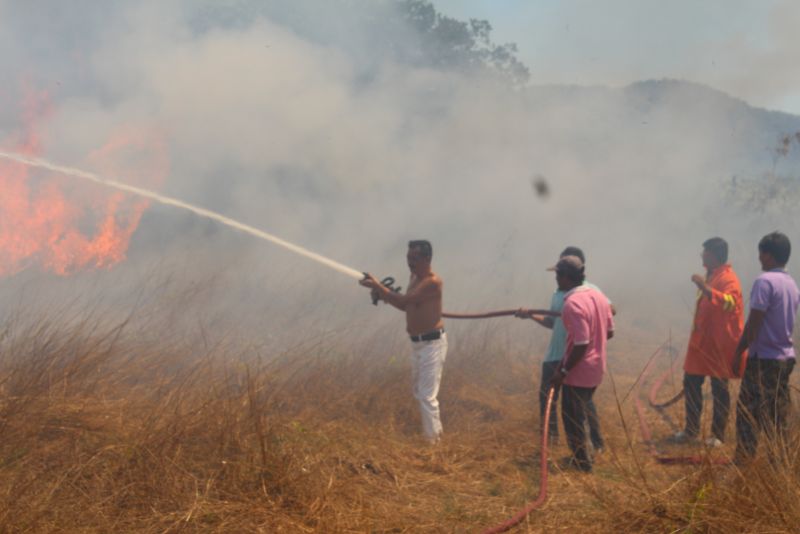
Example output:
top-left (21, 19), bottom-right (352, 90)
top-left (410, 329), bottom-right (445, 342)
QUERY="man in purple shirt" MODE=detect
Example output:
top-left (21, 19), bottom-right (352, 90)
top-left (734, 232), bottom-right (800, 462)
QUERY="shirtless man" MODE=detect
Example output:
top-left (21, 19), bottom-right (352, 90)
top-left (360, 240), bottom-right (447, 443)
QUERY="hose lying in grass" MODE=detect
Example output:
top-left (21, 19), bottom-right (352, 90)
top-left (648, 356), bottom-right (684, 410)
top-left (636, 346), bottom-right (731, 466)
top-left (481, 387), bottom-right (555, 534)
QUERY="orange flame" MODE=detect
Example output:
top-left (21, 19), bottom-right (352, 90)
top-left (0, 91), bottom-right (168, 276)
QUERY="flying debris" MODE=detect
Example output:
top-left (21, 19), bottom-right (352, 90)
top-left (530, 174), bottom-right (550, 199)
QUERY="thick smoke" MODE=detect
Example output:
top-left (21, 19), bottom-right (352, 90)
top-left (1, 0), bottom-right (799, 351)
top-left (688, 0), bottom-right (800, 113)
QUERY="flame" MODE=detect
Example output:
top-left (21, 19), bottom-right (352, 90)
top-left (0, 91), bottom-right (168, 276)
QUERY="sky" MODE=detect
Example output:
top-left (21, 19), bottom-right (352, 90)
top-left (434, 0), bottom-right (800, 115)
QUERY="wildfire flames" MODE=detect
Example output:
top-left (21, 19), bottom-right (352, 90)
top-left (0, 91), bottom-right (168, 276)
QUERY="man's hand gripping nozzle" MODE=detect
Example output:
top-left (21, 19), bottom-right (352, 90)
top-left (362, 272), bottom-right (402, 305)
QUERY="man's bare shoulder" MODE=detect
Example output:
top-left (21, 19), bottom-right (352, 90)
top-left (411, 272), bottom-right (442, 297)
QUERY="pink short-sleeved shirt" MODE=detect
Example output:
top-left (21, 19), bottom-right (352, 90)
top-left (561, 285), bottom-right (614, 388)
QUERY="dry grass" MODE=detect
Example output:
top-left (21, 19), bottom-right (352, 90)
top-left (0, 310), bottom-right (798, 533)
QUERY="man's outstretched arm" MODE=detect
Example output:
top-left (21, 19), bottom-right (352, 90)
top-left (515, 307), bottom-right (556, 328)
top-left (530, 314), bottom-right (556, 329)
top-left (360, 273), bottom-right (440, 311)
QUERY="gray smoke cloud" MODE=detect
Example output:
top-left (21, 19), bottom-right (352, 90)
top-left (1, 0), bottom-right (799, 351)
top-left (687, 0), bottom-right (800, 113)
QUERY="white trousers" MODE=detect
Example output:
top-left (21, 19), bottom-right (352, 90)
top-left (411, 334), bottom-right (448, 442)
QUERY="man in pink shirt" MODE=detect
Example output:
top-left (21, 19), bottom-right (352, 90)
top-left (550, 256), bottom-right (615, 472)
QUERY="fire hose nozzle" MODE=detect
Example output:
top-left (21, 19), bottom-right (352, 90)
top-left (369, 275), bottom-right (402, 305)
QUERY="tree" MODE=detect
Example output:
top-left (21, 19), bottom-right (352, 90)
top-left (192, 0), bottom-right (530, 86)
top-left (395, 0), bottom-right (529, 85)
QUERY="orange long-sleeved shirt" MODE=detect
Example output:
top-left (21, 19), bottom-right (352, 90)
top-left (684, 264), bottom-right (744, 378)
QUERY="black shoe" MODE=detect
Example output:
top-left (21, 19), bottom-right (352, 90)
top-left (558, 455), bottom-right (592, 473)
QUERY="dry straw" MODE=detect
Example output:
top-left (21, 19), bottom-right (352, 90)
top-left (0, 301), bottom-right (798, 532)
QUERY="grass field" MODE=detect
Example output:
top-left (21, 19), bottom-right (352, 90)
top-left (0, 301), bottom-right (798, 533)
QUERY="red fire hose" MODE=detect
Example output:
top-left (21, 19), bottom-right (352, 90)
top-left (369, 276), bottom-right (561, 320)
top-left (480, 343), bottom-right (730, 534)
top-left (473, 337), bottom-right (732, 533)
top-left (635, 346), bottom-right (731, 466)
top-left (481, 387), bottom-right (555, 534)
top-left (475, 340), bottom-right (731, 533)
top-left (437, 308), bottom-right (557, 532)
top-left (648, 356), bottom-right (684, 410)
top-left (443, 309), bottom-right (560, 319)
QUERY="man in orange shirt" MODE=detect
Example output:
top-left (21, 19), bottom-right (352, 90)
top-left (671, 237), bottom-right (744, 446)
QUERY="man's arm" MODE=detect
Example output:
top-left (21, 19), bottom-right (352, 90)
top-left (733, 308), bottom-right (766, 375)
top-left (517, 291), bottom-right (560, 328)
top-left (381, 277), bottom-right (440, 310)
top-left (381, 291), bottom-right (408, 311)
top-left (607, 303), bottom-right (615, 339)
top-left (550, 344), bottom-right (589, 387)
top-left (361, 274), bottom-right (406, 310)
top-left (693, 275), bottom-right (741, 313)
top-left (563, 344), bottom-right (589, 372)
top-left (361, 273), bottom-right (440, 311)
top-left (514, 309), bottom-right (555, 328)
top-left (692, 274), bottom-right (713, 300)
top-left (532, 315), bottom-right (556, 329)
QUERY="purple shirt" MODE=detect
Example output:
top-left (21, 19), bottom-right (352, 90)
top-left (748, 269), bottom-right (800, 360)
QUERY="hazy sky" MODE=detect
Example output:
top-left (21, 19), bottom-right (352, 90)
top-left (1, 0), bottom-right (799, 341)
top-left (435, 0), bottom-right (800, 115)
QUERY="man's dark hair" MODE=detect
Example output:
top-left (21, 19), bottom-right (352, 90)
top-left (758, 232), bottom-right (791, 265)
top-left (560, 246), bottom-right (585, 263)
top-left (702, 237), bottom-right (728, 264)
top-left (408, 240), bottom-right (433, 259)
top-left (557, 266), bottom-right (586, 284)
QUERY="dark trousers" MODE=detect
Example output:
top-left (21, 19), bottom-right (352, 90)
top-left (540, 362), bottom-right (604, 448)
top-left (683, 373), bottom-right (730, 441)
top-left (561, 384), bottom-right (596, 471)
top-left (586, 395), bottom-right (604, 449)
top-left (735, 357), bottom-right (795, 461)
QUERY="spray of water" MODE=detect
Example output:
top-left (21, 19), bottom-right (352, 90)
top-left (0, 150), bottom-right (364, 280)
